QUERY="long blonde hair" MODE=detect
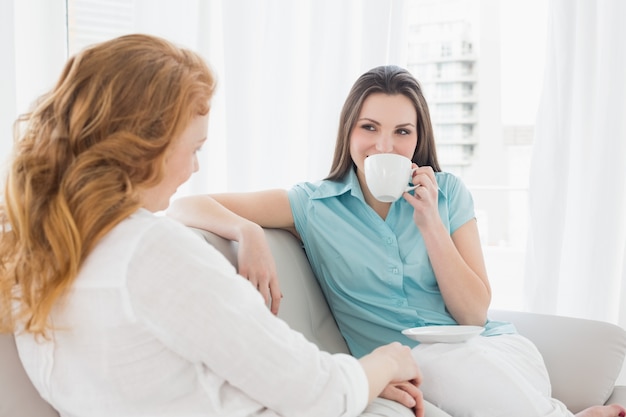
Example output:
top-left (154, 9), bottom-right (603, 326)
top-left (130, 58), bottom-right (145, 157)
top-left (0, 34), bottom-right (216, 336)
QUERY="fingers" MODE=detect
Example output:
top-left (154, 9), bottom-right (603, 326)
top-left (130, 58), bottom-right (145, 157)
top-left (269, 280), bottom-right (283, 315)
top-left (410, 165), bottom-right (436, 187)
top-left (400, 382), bottom-right (425, 417)
top-left (413, 388), bottom-right (425, 417)
top-left (235, 230), bottom-right (283, 314)
top-left (380, 383), bottom-right (416, 408)
top-left (257, 281), bottom-right (272, 308)
top-left (407, 166), bottom-right (436, 204)
top-left (412, 185), bottom-right (430, 200)
top-left (607, 404), bottom-right (626, 417)
top-left (395, 381), bottom-right (425, 417)
top-left (576, 404), bottom-right (626, 417)
top-left (403, 172), bottom-right (439, 228)
top-left (241, 269), bottom-right (283, 315)
top-left (380, 382), bottom-right (424, 416)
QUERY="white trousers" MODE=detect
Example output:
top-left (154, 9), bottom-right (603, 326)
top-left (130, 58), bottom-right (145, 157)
top-left (411, 334), bottom-right (574, 417)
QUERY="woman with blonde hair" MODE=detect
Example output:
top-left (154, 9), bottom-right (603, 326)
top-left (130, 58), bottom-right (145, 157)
top-left (0, 35), bottom-right (423, 417)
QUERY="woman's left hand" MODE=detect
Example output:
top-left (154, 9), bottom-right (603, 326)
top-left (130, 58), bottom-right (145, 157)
top-left (236, 225), bottom-right (283, 314)
top-left (403, 165), bottom-right (439, 229)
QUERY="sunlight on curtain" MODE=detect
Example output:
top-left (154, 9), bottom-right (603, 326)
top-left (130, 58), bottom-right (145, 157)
top-left (0, 0), bottom-right (16, 176)
top-left (2, 0), bottom-right (408, 205)
top-left (194, 0), bottom-right (410, 194)
top-left (526, 0), bottom-right (626, 325)
top-left (102, 0), bottom-right (410, 197)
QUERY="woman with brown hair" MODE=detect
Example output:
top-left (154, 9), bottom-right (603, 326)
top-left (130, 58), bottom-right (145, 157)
top-left (169, 65), bottom-right (626, 417)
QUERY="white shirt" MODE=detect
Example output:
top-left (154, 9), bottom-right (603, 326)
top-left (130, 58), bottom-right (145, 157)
top-left (15, 209), bottom-right (368, 417)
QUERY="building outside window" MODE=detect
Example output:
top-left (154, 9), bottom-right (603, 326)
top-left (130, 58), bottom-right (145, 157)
top-left (406, 0), bottom-right (547, 309)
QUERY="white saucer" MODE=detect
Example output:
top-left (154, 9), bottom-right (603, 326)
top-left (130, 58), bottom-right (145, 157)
top-left (401, 325), bottom-right (484, 344)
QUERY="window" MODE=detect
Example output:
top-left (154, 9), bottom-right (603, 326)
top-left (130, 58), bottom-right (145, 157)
top-left (60, 0), bottom-right (548, 311)
top-left (67, 0), bottom-right (135, 56)
top-left (407, 0), bottom-right (548, 309)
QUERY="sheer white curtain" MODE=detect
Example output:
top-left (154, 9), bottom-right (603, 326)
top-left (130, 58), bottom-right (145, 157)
top-left (0, 0), bottom-right (17, 174)
top-left (525, 0), bottom-right (626, 325)
top-left (2, 0), bottom-right (408, 197)
top-left (188, 0), bottom-right (410, 194)
top-left (0, 0), bottom-right (66, 177)
top-left (130, 0), bottom-right (409, 195)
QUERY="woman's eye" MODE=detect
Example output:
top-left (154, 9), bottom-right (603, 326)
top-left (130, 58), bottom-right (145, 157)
top-left (361, 124), bottom-right (376, 131)
top-left (397, 128), bottom-right (411, 135)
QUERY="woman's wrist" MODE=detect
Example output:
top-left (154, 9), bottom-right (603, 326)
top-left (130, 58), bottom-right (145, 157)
top-left (236, 220), bottom-right (264, 243)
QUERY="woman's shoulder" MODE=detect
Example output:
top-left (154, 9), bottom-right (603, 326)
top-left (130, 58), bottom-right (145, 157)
top-left (75, 210), bottom-right (208, 290)
top-left (100, 209), bottom-right (203, 256)
top-left (111, 209), bottom-right (181, 238)
top-left (435, 170), bottom-right (462, 185)
top-left (291, 176), bottom-right (353, 200)
top-left (291, 180), bottom-right (320, 193)
top-left (101, 209), bottom-right (235, 277)
top-left (435, 171), bottom-right (470, 194)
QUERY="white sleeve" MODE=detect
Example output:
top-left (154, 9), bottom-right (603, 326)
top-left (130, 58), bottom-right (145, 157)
top-left (126, 218), bottom-right (369, 417)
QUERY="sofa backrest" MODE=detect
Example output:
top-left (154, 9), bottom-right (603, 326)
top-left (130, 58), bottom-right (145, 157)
top-left (490, 309), bottom-right (626, 412)
top-left (191, 227), bottom-right (351, 355)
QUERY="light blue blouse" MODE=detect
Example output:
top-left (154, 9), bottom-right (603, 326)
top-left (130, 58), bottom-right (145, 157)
top-left (288, 168), bottom-right (515, 358)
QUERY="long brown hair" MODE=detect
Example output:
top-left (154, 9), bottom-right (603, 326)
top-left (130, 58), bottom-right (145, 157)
top-left (326, 65), bottom-right (440, 180)
top-left (0, 34), bottom-right (216, 336)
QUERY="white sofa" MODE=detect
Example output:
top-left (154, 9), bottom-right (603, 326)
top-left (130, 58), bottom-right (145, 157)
top-left (2, 227), bottom-right (626, 417)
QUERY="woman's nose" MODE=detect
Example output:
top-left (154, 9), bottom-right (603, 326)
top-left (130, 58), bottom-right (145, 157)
top-left (375, 133), bottom-right (394, 153)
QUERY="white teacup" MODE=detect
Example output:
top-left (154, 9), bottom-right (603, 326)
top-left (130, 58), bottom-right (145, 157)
top-left (364, 153), bottom-right (418, 202)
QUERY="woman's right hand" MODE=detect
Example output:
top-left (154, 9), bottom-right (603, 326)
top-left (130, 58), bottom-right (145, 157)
top-left (359, 342), bottom-right (423, 415)
top-left (237, 223), bottom-right (283, 314)
top-left (168, 193), bottom-right (291, 315)
top-left (376, 342), bottom-right (422, 385)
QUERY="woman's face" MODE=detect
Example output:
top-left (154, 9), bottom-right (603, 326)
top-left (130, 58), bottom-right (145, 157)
top-left (349, 92), bottom-right (418, 184)
top-left (141, 112), bottom-right (209, 212)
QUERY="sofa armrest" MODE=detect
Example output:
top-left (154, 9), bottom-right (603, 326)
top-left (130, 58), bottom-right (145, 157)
top-left (489, 309), bottom-right (626, 413)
